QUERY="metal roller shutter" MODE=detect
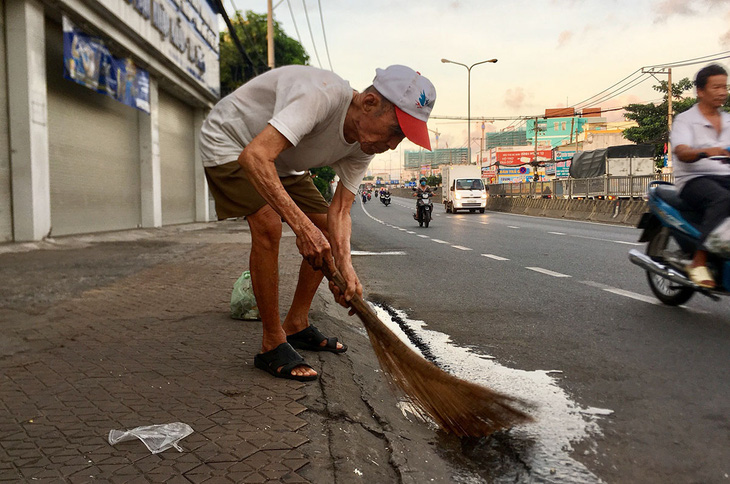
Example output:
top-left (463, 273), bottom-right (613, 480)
top-left (159, 90), bottom-right (195, 225)
top-left (45, 20), bottom-right (141, 237)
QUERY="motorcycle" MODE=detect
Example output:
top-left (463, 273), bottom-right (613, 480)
top-left (380, 192), bottom-right (391, 206)
top-left (628, 180), bottom-right (730, 305)
top-left (413, 189), bottom-right (436, 227)
top-left (361, 192), bottom-right (368, 203)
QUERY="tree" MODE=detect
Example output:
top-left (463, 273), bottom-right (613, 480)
top-left (219, 10), bottom-right (309, 96)
top-left (622, 78), bottom-right (695, 168)
top-left (623, 78), bottom-right (730, 168)
top-left (310, 166), bottom-right (336, 201)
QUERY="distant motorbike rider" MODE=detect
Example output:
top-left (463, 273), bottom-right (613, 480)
top-left (414, 177), bottom-right (432, 197)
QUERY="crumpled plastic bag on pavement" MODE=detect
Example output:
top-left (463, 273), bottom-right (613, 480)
top-left (108, 422), bottom-right (193, 454)
top-left (231, 270), bottom-right (260, 320)
top-left (706, 218), bottom-right (730, 258)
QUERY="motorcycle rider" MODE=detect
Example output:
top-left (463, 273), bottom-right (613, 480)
top-left (671, 63), bottom-right (730, 289)
top-left (413, 177), bottom-right (433, 219)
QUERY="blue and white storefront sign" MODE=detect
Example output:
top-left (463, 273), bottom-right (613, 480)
top-left (63, 16), bottom-right (151, 113)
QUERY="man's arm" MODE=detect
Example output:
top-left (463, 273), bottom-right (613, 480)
top-left (238, 124), bottom-right (332, 269)
top-left (672, 114), bottom-right (729, 162)
top-left (674, 144), bottom-right (729, 163)
top-left (326, 182), bottom-right (362, 304)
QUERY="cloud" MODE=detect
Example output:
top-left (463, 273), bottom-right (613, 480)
top-left (557, 30), bottom-right (573, 48)
top-left (722, 10), bottom-right (730, 48)
top-left (653, 0), bottom-right (697, 22)
top-left (504, 87), bottom-right (528, 110)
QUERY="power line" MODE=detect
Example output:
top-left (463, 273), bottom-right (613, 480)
top-left (571, 69), bottom-right (644, 109)
top-left (215, 0), bottom-right (258, 75)
top-left (227, 0), bottom-right (267, 71)
top-left (285, 0), bottom-right (303, 45)
top-left (651, 50), bottom-right (730, 68)
top-left (579, 74), bottom-right (653, 109)
top-left (316, 0), bottom-right (333, 71)
top-left (301, 0), bottom-right (322, 68)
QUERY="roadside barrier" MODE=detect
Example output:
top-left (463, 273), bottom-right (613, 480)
top-left (374, 187), bottom-right (646, 226)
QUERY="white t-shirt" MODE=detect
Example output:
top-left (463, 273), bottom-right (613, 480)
top-left (199, 65), bottom-right (373, 194)
top-left (670, 103), bottom-right (730, 190)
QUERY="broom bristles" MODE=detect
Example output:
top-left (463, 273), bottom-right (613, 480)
top-left (326, 269), bottom-right (535, 437)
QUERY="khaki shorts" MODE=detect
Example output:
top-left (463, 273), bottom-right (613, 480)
top-left (204, 161), bottom-right (329, 219)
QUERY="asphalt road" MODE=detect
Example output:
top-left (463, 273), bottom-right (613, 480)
top-left (349, 194), bottom-right (730, 484)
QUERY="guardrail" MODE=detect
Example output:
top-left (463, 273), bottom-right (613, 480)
top-left (487, 174), bottom-right (674, 199)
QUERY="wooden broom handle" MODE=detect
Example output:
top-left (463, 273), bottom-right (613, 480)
top-left (321, 265), bottom-right (379, 323)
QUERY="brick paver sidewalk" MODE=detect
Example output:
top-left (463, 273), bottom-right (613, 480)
top-left (0, 224), bottom-right (312, 483)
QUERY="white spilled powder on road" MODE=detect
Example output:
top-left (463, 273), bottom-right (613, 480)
top-left (371, 303), bottom-right (611, 484)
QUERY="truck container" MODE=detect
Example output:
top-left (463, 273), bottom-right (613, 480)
top-left (441, 165), bottom-right (487, 214)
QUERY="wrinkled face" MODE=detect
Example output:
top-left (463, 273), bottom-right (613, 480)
top-left (357, 101), bottom-right (406, 155)
top-left (698, 74), bottom-right (728, 109)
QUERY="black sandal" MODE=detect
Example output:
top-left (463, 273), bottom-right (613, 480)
top-left (286, 325), bottom-right (348, 354)
top-left (253, 343), bottom-right (317, 381)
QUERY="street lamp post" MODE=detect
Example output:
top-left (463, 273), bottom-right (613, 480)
top-left (441, 58), bottom-right (497, 164)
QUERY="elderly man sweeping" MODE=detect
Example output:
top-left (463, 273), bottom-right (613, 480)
top-left (200, 64), bottom-right (436, 381)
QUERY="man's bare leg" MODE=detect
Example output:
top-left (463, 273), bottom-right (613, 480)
top-left (247, 205), bottom-right (317, 378)
top-left (282, 212), bottom-right (344, 350)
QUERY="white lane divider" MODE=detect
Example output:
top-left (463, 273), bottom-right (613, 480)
top-left (579, 280), bottom-right (710, 313)
top-left (431, 239), bottom-right (450, 244)
top-left (480, 222), bottom-right (489, 225)
top-left (583, 281), bottom-right (656, 302)
top-left (508, 225), bottom-right (520, 229)
top-left (482, 254), bottom-right (509, 261)
top-left (526, 267), bottom-right (572, 278)
top-left (612, 240), bottom-right (643, 246)
top-left (352, 251), bottom-right (407, 256)
top-left (548, 231), bottom-right (566, 235)
top-left (452, 245), bottom-right (473, 251)
top-left (417, 234), bottom-right (429, 238)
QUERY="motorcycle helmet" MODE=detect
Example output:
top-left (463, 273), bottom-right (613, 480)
top-left (420, 177), bottom-right (427, 186)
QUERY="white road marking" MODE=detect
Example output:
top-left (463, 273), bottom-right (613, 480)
top-left (526, 267), bottom-right (572, 278)
top-left (602, 287), bottom-right (659, 304)
top-left (612, 240), bottom-right (643, 246)
top-left (480, 222), bottom-right (489, 225)
top-left (452, 245), bottom-right (473, 251)
top-left (351, 251), bottom-right (407, 256)
top-left (579, 280), bottom-right (710, 313)
top-left (508, 225), bottom-right (520, 229)
top-left (417, 235), bottom-right (430, 238)
top-left (548, 231), bottom-right (566, 235)
top-left (431, 239), bottom-right (450, 244)
top-left (482, 254), bottom-right (509, 261)
top-left (406, 231), bottom-right (415, 234)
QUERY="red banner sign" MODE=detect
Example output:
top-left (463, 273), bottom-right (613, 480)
top-left (496, 149), bottom-right (553, 166)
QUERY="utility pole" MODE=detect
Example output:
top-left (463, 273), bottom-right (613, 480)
top-left (267, 0), bottom-right (275, 69)
top-left (533, 117), bottom-right (540, 182)
top-left (480, 121), bottom-right (486, 167)
top-left (641, 67), bottom-right (674, 172)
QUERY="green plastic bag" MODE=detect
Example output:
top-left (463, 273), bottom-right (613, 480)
top-left (230, 271), bottom-right (260, 320)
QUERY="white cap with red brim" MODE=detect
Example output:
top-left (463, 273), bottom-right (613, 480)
top-left (373, 65), bottom-right (436, 151)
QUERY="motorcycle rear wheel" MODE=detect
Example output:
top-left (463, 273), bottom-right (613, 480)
top-left (645, 229), bottom-right (695, 306)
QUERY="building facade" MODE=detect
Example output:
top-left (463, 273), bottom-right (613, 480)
top-left (1, 0), bottom-right (220, 242)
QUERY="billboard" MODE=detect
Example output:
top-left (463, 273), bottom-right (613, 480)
top-left (496, 148), bottom-right (553, 166)
top-left (63, 16), bottom-right (150, 113)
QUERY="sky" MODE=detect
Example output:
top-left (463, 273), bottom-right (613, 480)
top-left (228, 0), bottom-right (730, 177)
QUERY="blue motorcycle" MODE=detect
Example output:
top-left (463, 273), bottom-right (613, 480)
top-left (629, 180), bottom-right (730, 305)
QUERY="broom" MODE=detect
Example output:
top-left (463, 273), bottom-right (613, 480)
top-left (322, 266), bottom-right (535, 437)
